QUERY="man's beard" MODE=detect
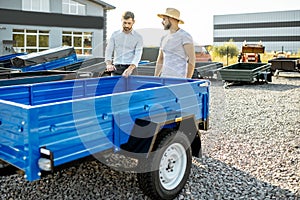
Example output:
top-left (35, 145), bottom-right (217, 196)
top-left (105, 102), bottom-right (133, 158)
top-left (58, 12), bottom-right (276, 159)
top-left (123, 27), bottom-right (132, 32)
top-left (164, 22), bottom-right (171, 30)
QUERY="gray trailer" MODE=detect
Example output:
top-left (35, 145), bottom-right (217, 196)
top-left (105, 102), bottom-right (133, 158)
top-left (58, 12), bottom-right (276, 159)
top-left (193, 62), bottom-right (223, 78)
top-left (218, 62), bottom-right (272, 87)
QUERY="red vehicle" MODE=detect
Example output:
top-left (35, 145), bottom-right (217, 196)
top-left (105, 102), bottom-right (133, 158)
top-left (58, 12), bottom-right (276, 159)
top-left (238, 42), bottom-right (264, 63)
top-left (195, 45), bottom-right (212, 62)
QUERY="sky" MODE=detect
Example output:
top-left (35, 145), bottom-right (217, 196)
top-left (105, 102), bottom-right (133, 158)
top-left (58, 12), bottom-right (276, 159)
top-left (103, 0), bottom-right (299, 46)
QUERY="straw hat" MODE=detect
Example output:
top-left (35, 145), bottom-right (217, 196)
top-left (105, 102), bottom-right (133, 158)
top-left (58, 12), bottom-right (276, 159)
top-left (157, 8), bottom-right (184, 24)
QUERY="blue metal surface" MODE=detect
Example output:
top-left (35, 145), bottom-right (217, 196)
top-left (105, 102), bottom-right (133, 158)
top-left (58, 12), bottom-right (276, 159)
top-left (0, 76), bottom-right (209, 181)
top-left (11, 46), bottom-right (76, 67)
top-left (11, 54), bottom-right (83, 72)
top-left (0, 53), bottom-right (27, 62)
top-left (0, 53), bottom-right (27, 69)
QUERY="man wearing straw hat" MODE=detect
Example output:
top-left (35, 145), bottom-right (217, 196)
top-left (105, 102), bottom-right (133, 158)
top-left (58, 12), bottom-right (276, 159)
top-left (154, 8), bottom-right (195, 78)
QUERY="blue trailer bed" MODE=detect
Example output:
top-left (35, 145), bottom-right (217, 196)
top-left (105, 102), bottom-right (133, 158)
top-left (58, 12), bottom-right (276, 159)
top-left (0, 75), bottom-right (209, 199)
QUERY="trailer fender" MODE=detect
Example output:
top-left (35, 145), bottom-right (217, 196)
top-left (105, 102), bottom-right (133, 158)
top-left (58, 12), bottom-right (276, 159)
top-left (120, 111), bottom-right (202, 158)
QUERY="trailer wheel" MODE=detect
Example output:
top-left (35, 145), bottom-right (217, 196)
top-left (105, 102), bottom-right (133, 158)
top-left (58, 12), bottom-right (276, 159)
top-left (137, 131), bottom-right (192, 200)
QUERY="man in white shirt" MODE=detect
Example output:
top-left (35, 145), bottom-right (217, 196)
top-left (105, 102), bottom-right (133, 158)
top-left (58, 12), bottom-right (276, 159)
top-left (105, 11), bottom-right (143, 77)
top-left (154, 8), bottom-right (195, 78)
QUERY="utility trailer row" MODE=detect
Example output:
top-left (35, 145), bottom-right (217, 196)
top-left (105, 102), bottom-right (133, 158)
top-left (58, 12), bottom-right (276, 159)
top-left (217, 57), bottom-right (300, 86)
top-left (1, 46), bottom-right (223, 82)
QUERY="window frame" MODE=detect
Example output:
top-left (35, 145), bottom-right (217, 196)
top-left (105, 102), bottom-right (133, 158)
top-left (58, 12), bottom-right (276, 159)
top-left (22, 0), bottom-right (50, 12)
top-left (62, 0), bottom-right (86, 15)
top-left (62, 31), bottom-right (93, 56)
top-left (13, 29), bottom-right (50, 53)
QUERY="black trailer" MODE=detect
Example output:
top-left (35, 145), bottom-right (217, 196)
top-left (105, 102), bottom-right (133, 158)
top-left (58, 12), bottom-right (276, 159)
top-left (268, 57), bottom-right (300, 74)
top-left (54, 57), bottom-right (105, 75)
top-left (0, 71), bottom-right (79, 87)
top-left (137, 61), bottom-right (223, 79)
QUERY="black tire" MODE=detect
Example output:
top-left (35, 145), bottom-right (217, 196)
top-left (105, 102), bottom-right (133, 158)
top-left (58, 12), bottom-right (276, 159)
top-left (137, 131), bottom-right (192, 200)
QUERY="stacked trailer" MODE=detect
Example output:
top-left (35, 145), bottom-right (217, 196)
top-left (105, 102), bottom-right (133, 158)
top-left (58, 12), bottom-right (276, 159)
top-left (9, 46), bottom-right (94, 72)
top-left (0, 47), bottom-right (106, 82)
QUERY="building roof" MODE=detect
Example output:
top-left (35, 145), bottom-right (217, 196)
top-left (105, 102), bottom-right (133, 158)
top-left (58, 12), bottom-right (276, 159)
top-left (88, 0), bottom-right (115, 10)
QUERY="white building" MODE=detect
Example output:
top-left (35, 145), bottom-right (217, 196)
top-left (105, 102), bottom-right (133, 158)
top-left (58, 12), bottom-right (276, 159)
top-left (0, 0), bottom-right (115, 58)
top-left (213, 10), bottom-right (300, 53)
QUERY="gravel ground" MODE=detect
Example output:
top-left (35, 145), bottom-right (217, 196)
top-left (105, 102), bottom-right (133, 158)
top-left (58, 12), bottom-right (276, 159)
top-left (1, 76), bottom-right (299, 200)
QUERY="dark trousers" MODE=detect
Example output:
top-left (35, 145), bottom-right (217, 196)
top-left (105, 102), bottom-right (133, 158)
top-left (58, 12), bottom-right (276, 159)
top-left (112, 64), bottom-right (137, 76)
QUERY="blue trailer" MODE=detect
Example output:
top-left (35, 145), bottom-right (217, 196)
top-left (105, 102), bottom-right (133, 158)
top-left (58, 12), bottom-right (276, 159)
top-left (11, 54), bottom-right (83, 72)
top-left (0, 53), bottom-right (26, 68)
top-left (10, 46), bottom-right (76, 68)
top-left (9, 46), bottom-right (85, 72)
top-left (0, 75), bottom-right (209, 199)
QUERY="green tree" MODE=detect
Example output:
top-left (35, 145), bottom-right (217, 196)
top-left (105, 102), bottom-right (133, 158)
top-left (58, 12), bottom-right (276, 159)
top-left (213, 39), bottom-right (239, 58)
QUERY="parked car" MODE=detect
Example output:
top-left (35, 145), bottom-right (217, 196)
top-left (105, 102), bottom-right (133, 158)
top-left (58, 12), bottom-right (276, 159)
top-left (195, 45), bottom-right (212, 62)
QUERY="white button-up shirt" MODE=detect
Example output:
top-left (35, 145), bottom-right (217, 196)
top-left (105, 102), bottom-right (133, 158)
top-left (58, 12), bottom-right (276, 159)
top-left (105, 30), bottom-right (143, 67)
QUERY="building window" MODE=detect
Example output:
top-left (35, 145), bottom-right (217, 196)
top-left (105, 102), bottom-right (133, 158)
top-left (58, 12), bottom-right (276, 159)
top-left (62, 0), bottom-right (86, 15)
top-left (62, 31), bottom-right (92, 55)
top-left (13, 29), bottom-right (50, 53)
top-left (22, 0), bottom-right (50, 12)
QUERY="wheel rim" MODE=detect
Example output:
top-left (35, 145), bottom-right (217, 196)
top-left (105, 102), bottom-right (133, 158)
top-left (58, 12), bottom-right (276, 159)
top-left (159, 142), bottom-right (187, 190)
